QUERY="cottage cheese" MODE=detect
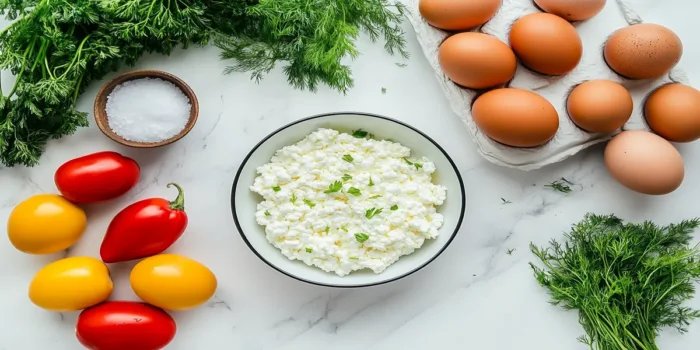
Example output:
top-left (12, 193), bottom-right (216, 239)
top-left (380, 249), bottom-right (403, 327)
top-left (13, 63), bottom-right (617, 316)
top-left (250, 128), bottom-right (447, 276)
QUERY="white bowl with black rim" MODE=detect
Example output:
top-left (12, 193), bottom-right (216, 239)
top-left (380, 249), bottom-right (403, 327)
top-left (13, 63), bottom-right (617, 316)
top-left (231, 112), bottom-right (465, 287)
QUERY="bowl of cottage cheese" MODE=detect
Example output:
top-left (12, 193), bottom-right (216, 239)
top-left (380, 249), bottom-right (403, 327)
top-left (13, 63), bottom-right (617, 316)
top-left (231, 112), bottom-right (465, 287)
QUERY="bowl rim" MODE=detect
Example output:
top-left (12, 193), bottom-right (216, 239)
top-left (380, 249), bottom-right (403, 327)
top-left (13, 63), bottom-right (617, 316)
top-left (230, 111), bottom-right (466, 288)
top-left (93, 69), bottom-right (199, 148)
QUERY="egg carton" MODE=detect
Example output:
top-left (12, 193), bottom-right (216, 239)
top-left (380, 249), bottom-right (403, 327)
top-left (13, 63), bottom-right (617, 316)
top-left (398, 0), bottom-right (691, 170)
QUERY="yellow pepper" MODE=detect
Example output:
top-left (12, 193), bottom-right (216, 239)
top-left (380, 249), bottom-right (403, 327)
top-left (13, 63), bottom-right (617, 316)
top-left (130, 254), bottom-right (217, 311)
top-left (29, 256), bottom-right (113, 311)
top-left (7, 194), bottom-right (86, 254)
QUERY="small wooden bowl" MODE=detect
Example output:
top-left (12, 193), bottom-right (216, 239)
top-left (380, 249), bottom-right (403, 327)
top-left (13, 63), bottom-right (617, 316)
top-left (94, 70), bottom-right (199, 148)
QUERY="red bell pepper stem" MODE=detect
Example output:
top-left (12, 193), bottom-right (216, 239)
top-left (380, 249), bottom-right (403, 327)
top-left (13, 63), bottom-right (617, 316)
top-left (167, 183), bottom-right (185, 211)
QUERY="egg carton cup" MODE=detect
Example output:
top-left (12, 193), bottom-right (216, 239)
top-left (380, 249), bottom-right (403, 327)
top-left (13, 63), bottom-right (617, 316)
top-left (398, 0), bottom-right (690, 170)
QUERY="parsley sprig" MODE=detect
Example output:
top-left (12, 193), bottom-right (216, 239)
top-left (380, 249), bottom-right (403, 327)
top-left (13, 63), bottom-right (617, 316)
top-left (354, 233), bottom-right (369, 243)
top-left (352, 129), bottom-right (374, 139)
top-left (365, 207), bottom-right (383, 219)
top-left (352, 129), bottom-right (368, 138)
top-left (348, 187), bottom-right (361, 196)
top-left (324, 181), bottom-right (343, 193)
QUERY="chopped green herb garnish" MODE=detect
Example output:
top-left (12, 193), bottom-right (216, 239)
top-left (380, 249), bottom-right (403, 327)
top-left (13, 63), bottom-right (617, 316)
top-left (352, 129), bottom-right (368, 138)
top-left (368, 177), bottom-right (374, 186)
top-left (381, 87), bottom-right (387, 94)
top-left (265, 210), bottom-right (271, 216)
top-left (404, 158), bottom-right (422, 170)
top-left (325, 226), bottom-right (330, 234)
top-left (545, 178), bottom-right (573, 193)
top-left (390, 205), bottom-right (398, 211)
top-left (354, 233), bottom-right (369, 243)
top-left (506, 248), bottom-right (515, 255)
top-left (349, 256), bottom-right (359, 260)
top-left (303, 199), bottom-right (315, 208)
top-left (342, 174), bottom-right (352, 181)
top-left (272, 186), bottom-right (281, 192)
top-left (342, 154), bottom-right (354, 163)
top-left (395, 63), bottom-right (407, 67)
top-left (501, 198), bottom-right (512, 204)
top-left (341, 225), bottom-right (348, 232)
top-left (348, 187), bottom-right (362, 196)
top-left (291, 193), bottom-right (297, 203)
top-left (369, 195), bottom-right (381, 199)
top-left (365, 207), bottom-right (383, 219)
top-left (305, 248), bottom-right (313, 253)
top-left (325, 181), bottom-right (343, 193)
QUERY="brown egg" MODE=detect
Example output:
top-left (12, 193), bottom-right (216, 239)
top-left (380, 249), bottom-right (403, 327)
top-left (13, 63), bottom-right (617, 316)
top-left (604, 130), bottom-right (684, 195)
top-left (439, 33), bottom-right (517, 89)
top-left (419, 0), bottom-right (502, 31)
top-left (567, 80), bottom-right (633, 133)
top-left (604, 24), bottom-right (683, 79)
top-left (509, 13), bottom-right (583, 75)
top-left (472, 88), bottom-right (559, 147)
top-left (645, 84), bottom-right (700, 142)
top-left (534, 0), bottom-right (606, 21)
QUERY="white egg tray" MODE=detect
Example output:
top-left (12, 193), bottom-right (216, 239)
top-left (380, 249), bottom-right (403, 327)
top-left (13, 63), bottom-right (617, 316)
top-left (398, 0), bottom-right (691, 170)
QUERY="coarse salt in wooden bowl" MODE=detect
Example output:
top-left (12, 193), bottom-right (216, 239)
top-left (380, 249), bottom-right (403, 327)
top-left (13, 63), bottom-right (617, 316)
top-left (94, 70), bottom-right (199, 148)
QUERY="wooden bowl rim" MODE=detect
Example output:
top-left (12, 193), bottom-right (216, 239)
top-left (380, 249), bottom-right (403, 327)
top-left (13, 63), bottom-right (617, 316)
top-left (93, 69), bottom-right (199, 148)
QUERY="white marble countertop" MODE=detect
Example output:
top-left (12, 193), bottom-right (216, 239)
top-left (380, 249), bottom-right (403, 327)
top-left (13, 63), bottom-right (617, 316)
top-left (1, 1), bottom-right (699, 349)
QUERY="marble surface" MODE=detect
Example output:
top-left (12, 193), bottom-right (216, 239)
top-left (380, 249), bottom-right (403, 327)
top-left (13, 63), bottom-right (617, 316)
top-left (1, 0), bottom-right (699, 348)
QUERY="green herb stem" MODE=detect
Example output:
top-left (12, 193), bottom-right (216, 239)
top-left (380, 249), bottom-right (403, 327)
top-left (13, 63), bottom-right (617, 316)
top-left (530, 214), bottom-right (700, 350)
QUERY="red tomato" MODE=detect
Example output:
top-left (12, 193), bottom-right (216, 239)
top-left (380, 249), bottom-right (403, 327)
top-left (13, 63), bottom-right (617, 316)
top-left (55, 152), bottom-right (140, 204)
top-left (76, 301), bottom-right (176, 350)
top-left (100, 183), bottom-right (188, 263)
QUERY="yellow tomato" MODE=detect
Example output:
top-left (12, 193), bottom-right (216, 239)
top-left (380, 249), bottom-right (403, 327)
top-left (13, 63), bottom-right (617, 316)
top-left (29, 256), bottom-right (113, 311)
top-left (8, 194), bottom-right (87, 254)
top-left (130, 254), bottom-right (217, 311)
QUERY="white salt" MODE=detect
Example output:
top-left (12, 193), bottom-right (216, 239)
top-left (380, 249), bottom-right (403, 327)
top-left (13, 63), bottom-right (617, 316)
top-left (106, 78), bottom-right (191, 143)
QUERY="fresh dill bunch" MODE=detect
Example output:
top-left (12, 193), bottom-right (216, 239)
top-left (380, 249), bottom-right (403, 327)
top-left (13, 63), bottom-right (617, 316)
top-left (530, 214), bottom-right (700, 350)
top-left (212, 0), bottom-right (409, 93)
top-left (99, 0), bottom-right (211, 57)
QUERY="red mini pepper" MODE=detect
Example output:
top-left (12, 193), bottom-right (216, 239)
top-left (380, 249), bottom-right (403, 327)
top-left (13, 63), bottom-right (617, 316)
top-left (100, 183), bottom-right (188, 263)
top-left (76, 301), bottom-right (176, 350)
top-left (55, 151), bottom-right (140, 204)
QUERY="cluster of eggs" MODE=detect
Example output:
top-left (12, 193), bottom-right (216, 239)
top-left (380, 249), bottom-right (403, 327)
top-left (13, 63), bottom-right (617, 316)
top-left (420, 0), bottom-right (700, 195)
